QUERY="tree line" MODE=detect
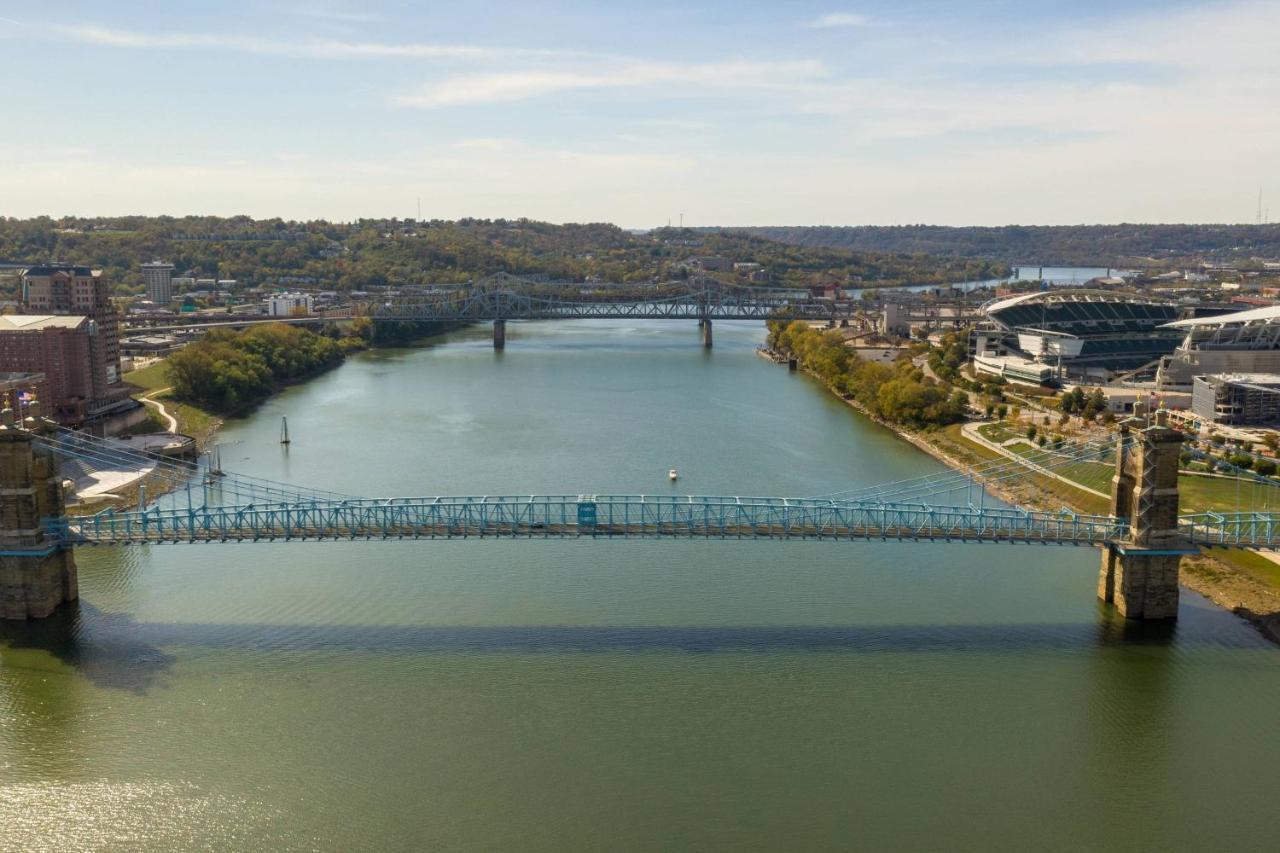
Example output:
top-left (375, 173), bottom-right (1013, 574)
top-left (723, 224), bottom-right (1280, 267)
top-left (0, 215), bottom-right (1007, 297)
top-left (163, 323), bottom-right (367, 413)
top-left (767, 320), bottom-right (967, 430)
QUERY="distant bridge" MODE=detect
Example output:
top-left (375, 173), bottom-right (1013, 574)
top-left (123, 311), bottom-right (353, 335)
top-left (371, 274), bottom-right (856, 347)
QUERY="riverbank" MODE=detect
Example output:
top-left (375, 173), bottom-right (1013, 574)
top-left (758, 345), bottom-right (1280, 644)
top-left (124, 320), bottom-right (473, 447)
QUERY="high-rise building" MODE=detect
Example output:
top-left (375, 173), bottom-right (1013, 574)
top-left (142, 260), bottom-right (174, 305)
top-left (19, 265), bottom-right (126, 417)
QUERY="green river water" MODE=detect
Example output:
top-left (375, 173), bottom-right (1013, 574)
top-left (2, 320), bottom-right (1278, 851)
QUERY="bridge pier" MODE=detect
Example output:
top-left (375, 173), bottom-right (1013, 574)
top-left (701, 318), bottom-right (713, 349)
top-left (1098, 416), bottom-right (1188, 620)
top-left (0, 424), bottom-right (77, 620)
top-left (493, 319), bottom-right (506, 350)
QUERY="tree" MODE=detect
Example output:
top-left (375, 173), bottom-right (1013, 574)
top-left (1082, 388), bottom-right (1106, 421)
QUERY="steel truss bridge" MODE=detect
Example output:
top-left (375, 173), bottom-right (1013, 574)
top-left (32, 427), bottom-right (1280, 551)
top-left (371, 274), bottom-right (855, 323)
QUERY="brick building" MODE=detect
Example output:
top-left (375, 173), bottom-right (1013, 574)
top-left (0, 315), bottom-right (95, 425)
top-left (18, 265), bottom-right (128, 419)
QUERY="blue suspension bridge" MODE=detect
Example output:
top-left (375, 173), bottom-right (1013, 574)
top-left (3, 413), bottom-right (1279, 621)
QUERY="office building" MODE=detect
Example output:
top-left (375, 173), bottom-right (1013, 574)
top-left (142, 260), bottom-right (174, 305)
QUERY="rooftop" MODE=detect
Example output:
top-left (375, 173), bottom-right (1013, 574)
top-left (20, 264), bottom-right (98, 277)
top-left (0, 314), bottom-right (89, 332)
top-left (1196, 373), bottom-right (1280, 387)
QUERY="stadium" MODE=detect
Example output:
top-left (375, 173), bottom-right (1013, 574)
top-left (971, 289), bottom-right (1184, 381)
top-left (1158, 304), bottom-right (1280, 389)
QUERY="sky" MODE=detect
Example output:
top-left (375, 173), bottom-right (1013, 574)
top-left (0, 0), bottom-right (1277, 226)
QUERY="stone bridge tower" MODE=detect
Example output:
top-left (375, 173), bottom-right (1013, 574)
top-left (1098, 412), bottom-right (1189, 620)
top-left (0, 423), bottom-right (77, 619)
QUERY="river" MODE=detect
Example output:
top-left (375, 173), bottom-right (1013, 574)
top-left (3, 320), bottom-right (1278, 851)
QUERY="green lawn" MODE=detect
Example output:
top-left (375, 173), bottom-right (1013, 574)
top-left (1006, 444), bottom-right (1115, 494)
top-left (976, 421), bottom-right (1022, 444)
top-left (1179, 474), bottom-right (1280, 513)
top-left (123, 361), bottom-right (170, 392)
top-left (1213, 548), bottom-right (1280, 588)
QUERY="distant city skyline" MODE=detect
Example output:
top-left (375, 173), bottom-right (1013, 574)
top-left (0, 0), bottom-right (1276, 226)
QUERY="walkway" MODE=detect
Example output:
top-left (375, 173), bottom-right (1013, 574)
top-left (140, 388), bottom-right (178, 433)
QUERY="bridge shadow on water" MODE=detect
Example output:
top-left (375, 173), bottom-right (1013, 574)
top-left (0, 602), bottom-right (176, 694)
top-left (0, 599), bottom-right (1228, 693)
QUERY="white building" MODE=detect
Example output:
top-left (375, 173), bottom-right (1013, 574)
top-left (141, 260), bottom-right (174, 305)
top-left (268, 292), bottom-right (314, 317)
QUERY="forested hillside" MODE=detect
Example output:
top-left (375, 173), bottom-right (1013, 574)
top-left (0, 216), bottom-right (1007, 295)
top-left (718, 225), bottom-right (1280, 267)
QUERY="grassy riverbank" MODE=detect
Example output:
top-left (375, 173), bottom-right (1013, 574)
top-left (123, 361), bottom-right (222, 445)
top-left (123, 320), bottom-right (467, 446)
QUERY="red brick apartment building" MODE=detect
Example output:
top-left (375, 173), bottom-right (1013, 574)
top-left (20, 265), bottom-right (122, 384)
top-left (0, 315), bottom-right (95, 424)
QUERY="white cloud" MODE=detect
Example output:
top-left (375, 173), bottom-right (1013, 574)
top-left (393, 60), bottom-right (826, 108)
top-left (807, 12), bottom-right (870, 29)
top-left (37, 23), bottom-right (550, 60)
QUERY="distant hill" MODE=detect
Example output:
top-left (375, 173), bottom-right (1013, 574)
top-left (0, 216), bottom-right (1009, 296)
top-left (706, 225), bottom-right (1280, 267)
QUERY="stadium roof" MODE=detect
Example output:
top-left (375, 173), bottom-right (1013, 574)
top-left (983, 288), bottom-right (1170, 315)
top-left (1163, 304), bottom-right (1280, 329)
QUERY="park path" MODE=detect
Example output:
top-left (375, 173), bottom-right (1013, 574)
top-left (140, 388), bottom-right (178, 433)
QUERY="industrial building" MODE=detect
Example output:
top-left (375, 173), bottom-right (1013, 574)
top-left (1191, 374), bottom-right (1280, 426)
top-left (269, 292), bottom-right (314, 316)
top-left (973, 289), bottom-right (1183, 379)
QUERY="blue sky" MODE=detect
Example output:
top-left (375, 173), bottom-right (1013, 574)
top-left (1, 1), bottom-right (1276, 225)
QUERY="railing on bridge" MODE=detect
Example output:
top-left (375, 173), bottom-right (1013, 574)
top-left (48, 495), bottom-right (1129, 547)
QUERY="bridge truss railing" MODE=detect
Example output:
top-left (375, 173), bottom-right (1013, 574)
top-left (48, 494), bottom-right (1129, 546)
top-left (372, 277), bottom-right (848, 322)
top-left (1180, 511), bottom-right (1280, 548)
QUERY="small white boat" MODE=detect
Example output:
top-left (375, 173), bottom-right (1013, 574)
top-left (668, 468), bottom-right (679, 481)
